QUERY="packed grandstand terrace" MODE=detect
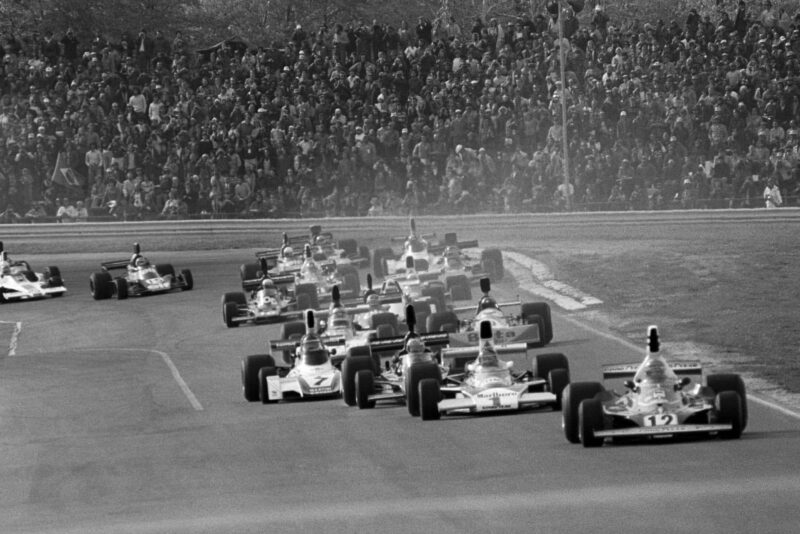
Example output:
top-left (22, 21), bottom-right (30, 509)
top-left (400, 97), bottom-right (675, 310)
top-left (1, 1), bottom-right (799, 222)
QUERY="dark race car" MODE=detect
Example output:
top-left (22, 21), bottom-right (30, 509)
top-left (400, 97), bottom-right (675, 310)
top-left (89, 243), bottom-right (193, 300)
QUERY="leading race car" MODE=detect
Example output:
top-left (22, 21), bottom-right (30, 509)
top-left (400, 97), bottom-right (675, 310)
top-left (561, 325), bottom-right (748, 447)
top-left (0, 242), bottom-right (66, 302)
top-left (241, 310), bottom-right (342, 403)
top-left (416, 320), bottom-right (569, 420)
top-left (342, 304), bottom-right (450, 414)
top-left (370, 218), bottom-right (504, 282)
top-left (222, 258), bottom-right (300, 327)
top-left (425, 277), bottom-right (553, 348)
top-left (89, 243), bottom-right (193, 300)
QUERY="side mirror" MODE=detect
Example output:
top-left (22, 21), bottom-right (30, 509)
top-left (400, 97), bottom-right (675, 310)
top-left (674, 376), bottom-right (692, 391)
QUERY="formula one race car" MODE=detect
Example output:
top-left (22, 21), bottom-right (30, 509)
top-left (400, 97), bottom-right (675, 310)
top-left (425, 278), bottom-right (553, 348)
top-left (222, 258), bottom-right (300, 327)
top-left (416, 320), bottom-right (569, 420)
top-left (0, 242), bottom-right (66, 302)
top-left (89, 243), bottom-right (193, 300)
top-left (241, 310), bottom-right (342, 403)
top-left (370, 218), bottom-right (503, 281)
top-left (341, 304), bottom-right (450, 414)
top-left (268, 286), bottom-right (401, 365)
top-left (562, 325), bottom-right (748, 447)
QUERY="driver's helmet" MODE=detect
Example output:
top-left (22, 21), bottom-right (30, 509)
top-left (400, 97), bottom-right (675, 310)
top-left (635, 357), bottom-right (675, 384)
top-left (476, 343), bottom-right (500, 368)
top-left (135, 256), bottom-right (150, 268)
top-left (314, 234), bottom-right (330, 247)
top-left (297, 333), bottom-right (328, 366)
top-left (282, 246), bottom-right (294, 258)
top-left (444, 246), bottom-right (459, 259)
top-left (405, 236), bottom-right (426, 253)
top-left (328, 308), bottom-right (350, 329)
top-left (406, 337), bottom-right (426, 355)
top-left (477, 296), bottom-right (498, 311)
top-left (366, 293), bottom-right (382, 309)
top-left (261, 278), bottom-right (277, 295)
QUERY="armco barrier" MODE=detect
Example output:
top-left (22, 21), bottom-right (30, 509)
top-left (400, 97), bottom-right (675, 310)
top-left (1, 209), bottom-right (799, 244)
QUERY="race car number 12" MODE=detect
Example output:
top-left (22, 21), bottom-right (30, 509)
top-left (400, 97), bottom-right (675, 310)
top-left (644, 413), bottom-right (677, 426)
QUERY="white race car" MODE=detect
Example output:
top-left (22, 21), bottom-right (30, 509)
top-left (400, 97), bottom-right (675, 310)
top-left (417, 320), bottom-right (570, 420)
top-left (562, 326), bottom-right (748, 447)
top-left (425, 277), bottom-right (553, 348)
top-left (241, 310), bottom-right (342, 403)
top-left (0, 244), bottom-right (66, 302)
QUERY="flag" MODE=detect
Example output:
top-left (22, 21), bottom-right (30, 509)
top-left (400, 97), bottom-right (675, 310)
top-left (50, 152), bottom-right (85, 189)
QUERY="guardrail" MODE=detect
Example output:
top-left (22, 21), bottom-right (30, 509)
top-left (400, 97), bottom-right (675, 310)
top-left (2, 209), bottom-right (799, 243)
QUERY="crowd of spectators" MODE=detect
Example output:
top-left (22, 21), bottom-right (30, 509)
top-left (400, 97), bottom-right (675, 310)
top-left (2, 0), bottom-right (800, 223)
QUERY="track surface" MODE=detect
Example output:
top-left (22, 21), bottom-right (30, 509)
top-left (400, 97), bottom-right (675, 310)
top-left (2, 252), bottom-right (800, 533)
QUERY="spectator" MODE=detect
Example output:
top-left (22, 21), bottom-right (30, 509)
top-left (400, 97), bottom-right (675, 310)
top-left (763, 178), bottom-right (783, 208)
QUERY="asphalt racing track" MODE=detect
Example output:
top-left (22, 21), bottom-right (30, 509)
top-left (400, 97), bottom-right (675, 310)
top-left (2, 242), bottom-right (800, 533)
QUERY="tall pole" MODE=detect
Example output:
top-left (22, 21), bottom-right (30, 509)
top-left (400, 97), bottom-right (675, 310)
top-left (557, 1), bottom-right (571, 210)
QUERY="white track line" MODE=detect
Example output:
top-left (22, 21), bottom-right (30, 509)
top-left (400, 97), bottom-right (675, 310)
top-left (1, 320), bottom-right (22, 358)
top-left (85, 348), bottom-right (203, 411)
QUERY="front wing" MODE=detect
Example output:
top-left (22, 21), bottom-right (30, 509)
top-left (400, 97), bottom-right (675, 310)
top-left (438, 386), bottom-right (556, 414)
top-left (593, 423), bottom-right (733, 438)
top-left (264, 371), bottom-right (341, 400)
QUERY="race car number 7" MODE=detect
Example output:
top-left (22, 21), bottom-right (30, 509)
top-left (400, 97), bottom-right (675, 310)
top-left (644, 413), bottom-right (677, 426)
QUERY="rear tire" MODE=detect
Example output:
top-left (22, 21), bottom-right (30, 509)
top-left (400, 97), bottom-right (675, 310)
top-left (547, 368), bottom-right (570, 410)
top-left (480, 248), bottom-right (504, 280)
top-left (426, 311), bottom-right (459, 333)
top-left (521, 302), bottom-right (553, 344)
top-left (279, 321), bottom-right (306, 363)
top-left (355, 369), bottom-right (376, 409)
top-left (372, 248), bottom-right (394, 279)
top-left (240, 262), bottom-right (260, 290)
top-left (421, 286), bottom-right (447, 313)
top-left (294, 283), bottom-right (319, 310)
top-left (45, 266), bottom-right (63, 288)
top-left (562, 382), bottom-right (605, 444)
top-left (533, 353), bottom-right (570, 405)
top-left (224, 301), bottom-right (240, 328)
top-left (419, 378), bottom-right (441, 420)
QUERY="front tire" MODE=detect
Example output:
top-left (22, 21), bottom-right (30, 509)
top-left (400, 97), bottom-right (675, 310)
top-left (181, 269), bottom-right (193, 290)
top-left (419, 378), bottom-right (441, 420)
top-left (89, 271), bottom-right (112, 300)
top-left (114, 278), bottom-right (128, 300)
top-left (342, 349), bottom-right (375, 407)
top-left (707, 374), bottom-right (748, 430)
top-left (716, 391), bottom-right (744, 439)
top-left (579, 398), bottom-right (605, 447)
top-left (562, 381), bottom-right (605, 444)
top-left (355, 369), bottom-right (376, 409)
top-left (258, 367), bottom-right (279, 404)
top-left (241, 354), bottom-right (276, 402)
top-left (405, 362), bottom-right (441, 416)
top-left (521, 302), bottom-right (553, 344)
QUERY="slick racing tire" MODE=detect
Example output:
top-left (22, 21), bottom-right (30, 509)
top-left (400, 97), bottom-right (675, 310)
top-left (222, 291), bottom-right (248, 306)
top-left (706, 373), bottom-right (748, 430)
top-left (372, 248), bottom-right (394, 279)
top-left (579, 397), bottom-right (605, 448)
top-left (258, 367), bottom-right (279, 404)
top-left (241, 354), bottom-right (276, 402)
top-left (337, 264), bottom-right (360, 294)
top-left (45, 266), bottom-right (64, 290)
top-left (410, 301), bottom-right (431, 334)
top-left (426, 311), bottom-right (459, 333)
top-left (342, 349), bottom-right (375, 407)
top-left (419, 378), bottom-right (441, 420)
top-left (240, 262), bottom-right (260, 290)
top-left (375, 324), bottom-right (395, 339)
top-left (562, 382), bottom-right (605, 444)
top-left (547, 368), bottom-right (570, 410)
top-left (113, 278), bottom-right (128, 300)
top-left (355, 369), bottom-right (376, 409)
top-left (405, 362), bottom-right (441, 417)
top-left (715, 390), bottom-right (744, 439)
top-left (89, 271), bottom-right (113, 300)
top-left (480, 248), bottom-right (504, 281)
top-left (358, 246), bottom-right (370, 262)
top-left (533, 353), bottom-right (571, 405)
top-left (521, 302), bottom-right (553, 344)
top-left (337, 239), bottom-right (358, 257)
top-left (444, 232), bottom-right (458, 246)
top-left (181, 269), bottom-right (194, 290)
top-left (446, 275), bottom-right (472, 301)
top-left (223, 301), bottom-right (240, 328)
top-left (155, 264), bottom-right (175, 279)
top-left (294, 283), bottom-right (319, 310)
top-left (421, 286), bottom-right (447, 314)
top-left (370, 312), bottom-right (399, 333)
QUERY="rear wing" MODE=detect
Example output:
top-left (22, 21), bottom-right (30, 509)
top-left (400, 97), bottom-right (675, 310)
top-left (429, 239), bottom-right (479, 255)
top-left (100, 259), bottom-right (131, 270)
top-left (602, 360), bottom-right (703, 379)
top-left (368, 331), bottom-right (450, 354)
top-left (451, 300), bottom-right (521, 314)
